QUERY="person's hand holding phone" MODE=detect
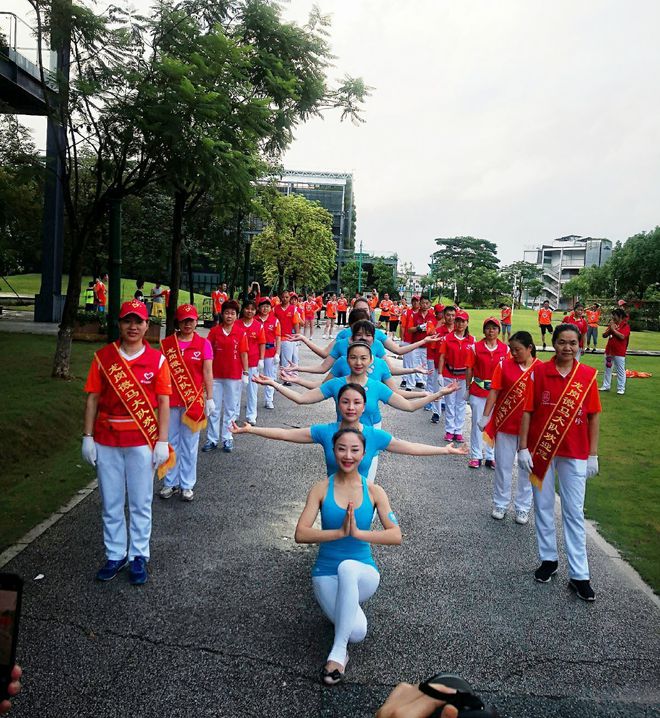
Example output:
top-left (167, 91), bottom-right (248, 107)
top-left (0, 665), bottom-right (22, 715)
top-left (375, 681), bottom-right (458, 717)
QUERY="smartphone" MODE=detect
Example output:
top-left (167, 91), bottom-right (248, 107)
top-left (0, 573), bottom-right (23, 701)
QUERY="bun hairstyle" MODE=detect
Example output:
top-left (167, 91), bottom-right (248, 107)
top-left (510, 330), bottom-right (536, 358)
top-left (347, 341), bottom-right (373, 359)
top-left (337, 382), bottom-right (367, 402)
top-left (351, 319), bottom-right (376, 339)
top-left (332, 427), bottom-right (366, 449)
top-left (552, 323), bottom-right (581, 344)
top-left (221, 299), bottom-right (240, 315)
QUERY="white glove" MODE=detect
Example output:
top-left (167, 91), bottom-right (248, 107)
top-left (152, 441), bottom-right (169, 468)
top-left (274, 353), bottom-right (280, 366)
top-left (82, 436), bottom-right (96, 467)
top-left (205, 398), bottom-right (216, 417)
top-left (586, 455), bottom-right (599, 478)
top-left (242, 372), bottom-right (249, 386)
top-left (517, 448), bottom-right (534, 474)
top-left (477, 413), bottom-right (492, 431)
top-left (257, 360), bottom-right (265, 373)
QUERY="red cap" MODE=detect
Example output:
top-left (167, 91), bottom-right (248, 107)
top-left (434, 303), bottom-right (445, 314)
top-left (175, 303), bottom-right (198, 321)
top-left (483, 316), bottom-right (501, 329)
top-left (455, 309), bottom-right (470, 321)
top-left (119, 299), bottom-right (149, 321)
top-left (412, 295), bottom-right (421, 301)
top-left (617, 299), bottom-right (627, 306)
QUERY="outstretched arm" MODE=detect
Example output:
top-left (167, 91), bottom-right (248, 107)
top-left (290, 333), bottom-right (332, 359)
top-left (387, 382), bottom-right (459, 412)
top-left (251, 374), bottom-right (326, 405)
top-left (387, 438), bottom-right (468, 456)
top-left (229, 421), bottom-right (313, 444)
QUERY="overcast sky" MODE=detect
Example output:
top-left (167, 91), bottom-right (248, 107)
top-left (6, 0), bottom-right (660, 272)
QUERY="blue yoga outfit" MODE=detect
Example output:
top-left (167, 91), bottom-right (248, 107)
top-left (331, 338), bottom-right (386, 360)
top-left (310, 422), bottom-right (393, 476)
top-left (312, 474), bottom-right (378, 577)
top-left (320, 377), bottom-right (394, 426)
top-left (332, 356), bottom-right (392, 382)
top-left (336, 327), bottom-right (388, 344)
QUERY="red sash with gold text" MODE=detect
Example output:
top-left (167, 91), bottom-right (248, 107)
top-left (161, 334), bottom-right (207, 433)
top-left (529, 362), bottom-right (597, 489)
top-left (96, 343), bottom-right (176, 479)
top-left (483, 359), bottom-right (539, 447)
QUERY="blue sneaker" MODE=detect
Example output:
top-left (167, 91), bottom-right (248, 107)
top-left (424, 403), bottom-right (433, 411)
top-left (201, 440), bottom-right (217, 452)
top-left (222, 439), bottom-right (234, 453)
top-left (95, 556), bottom-right (128, 582)
top-left (129, 556), bottom-right (148, 585)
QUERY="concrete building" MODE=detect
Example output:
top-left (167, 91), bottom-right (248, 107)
top-left (274, 170), bottom-right (354, 291)
top-left (523, 235), bottom-right (612, 309)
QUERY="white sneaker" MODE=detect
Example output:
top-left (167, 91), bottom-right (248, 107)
top-left (322, 334), bottom-right (328, 339)
top-left (246, 419), bottom-right (256, 426)
top-left (264, 401), bottom-right (274, 410)
top-left (491, 506), bottom-right (506, 520)
top-left (598, 387), bottom-right (610, 392)
top-left (181, 489), bottom-right (194, 502)
top-left (616, 390), bottom-right (625, 395)
top-left (159, 486), bottom-right (179, 499)
top-left (515, 510), bottom-right (530, 525)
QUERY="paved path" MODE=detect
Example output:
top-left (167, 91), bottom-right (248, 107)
top-left (2, 341), bottom-right (659, 717)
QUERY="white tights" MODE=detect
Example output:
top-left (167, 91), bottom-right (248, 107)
top-left (312, 560), bottom-right (380, 666)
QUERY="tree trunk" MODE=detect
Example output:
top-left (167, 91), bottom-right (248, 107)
top-left (52, 228), bottom-right (87, 378)
top-left (187, 252), bottom-right (195, 305)
top-left (167, 189), bottom-right (186, 336)
top-left (229, 212), bottom-right (243, 298)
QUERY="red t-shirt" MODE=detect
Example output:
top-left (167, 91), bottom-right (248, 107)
top-left (538, 308), bottom-right (552, 325)
top-left (490, 357), bottom-right (540, 435)
top-left (439, 333), bottom-right (475, 378)
top-left (411, 310), bottom-right (436, 340)
top-left (428, 322), bottom-right (452, 363)
top-left (605, 321), bottom-right (630, 357)
top-left (95, 281), bottom-right (107, 306)
top-left (211, 290), bottom-right (228, 314)
top-left (239, 319), bottom-right (266, 367)
top-left (208, 323), bottom-right (248, 379)
top-left (257, 314), bottom-right (281, 359)
top-left (274, 304), bottom-right (300, 338)
top-left (303, 301), bottom-right (317, 319)
top-left (565, 313), bottom-right (588, 348)
top-left (524, 358), bottom-right (601, 460)
top-left (466, 339), bottom-right (510, 397)
top-left (501, 307), bottom-right (512, 324)
top-left (337, 298), bottom-right (348, 311)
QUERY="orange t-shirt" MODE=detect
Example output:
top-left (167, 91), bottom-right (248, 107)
top-left (379, 299), bottom-right (394, 316)
top-left (337, 298), bottom-right (348, 311)
top-left (325, 301), bottom-right (337, 319)
top-left (538, 308), bottom-right (553, 325)
top-left (586, 310), bottom-right (600, 327)
top-left (368, 295), bottom-right (379, 310)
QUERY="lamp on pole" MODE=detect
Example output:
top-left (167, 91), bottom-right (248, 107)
top-left (357, 239), bottom-right (363, 294)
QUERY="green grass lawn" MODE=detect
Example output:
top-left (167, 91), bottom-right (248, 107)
top-left (0, 334), bottom-right (99, 553)
top-left (1, 273), bottom-right (211, 313)
top-left (432, 306), bottom-right (660, 352)
top-left (0, 333), bottom-right (658, 591)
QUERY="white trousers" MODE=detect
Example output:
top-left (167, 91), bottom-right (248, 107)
top-left (243, 366), bottom-right (259, 422)
top-left (207, 378), bottom-right (242, 444)
top-left (468, 394), bottom-right (495, 460)
top-left (414, 348), bottom-right (427, 386)
top-left (401, 342), bottom-right (415, 389)
top-left (165, 407), bottom-right (201, 490)
top-left (532, 457), bottom-right (589, 580)
top-left (263, 357), bottom-right (277, 404)
top-left (96, 443), bottom-right (153, 561)
top-left (312, 560), bottom-right (380, 666)
top-left (492, 431), bottom-right (532, 511)
top-left (280, 340), bottom-right (296, 370)
top-left (602, 355), bottom-right (626, 393)
top-left (443, 378), bottom-right (467, 435)
top-left (426, 361), bottom-right (441, 413)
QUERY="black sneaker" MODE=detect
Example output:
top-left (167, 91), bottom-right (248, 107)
top-left (534, 560), bottom-right (559, 583)
top-left (431, 412), bottom-right (440, 424)
top-left (399, 380), bottom-right (407, 388)
top-left (569, 579), bottom-right (596, 602)
top-left (415, 382), bottom-right (424, 389)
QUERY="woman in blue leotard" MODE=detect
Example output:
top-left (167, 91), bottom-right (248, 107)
top-left (253, 342), bottom-right (458, 428)
top-left (230, 383), bottom-right (466, 482)
top-left (295, 427), bottom-right (402, 685)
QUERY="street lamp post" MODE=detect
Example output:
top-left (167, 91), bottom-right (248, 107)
top-left (357, 239), bottom-right (363, 294)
